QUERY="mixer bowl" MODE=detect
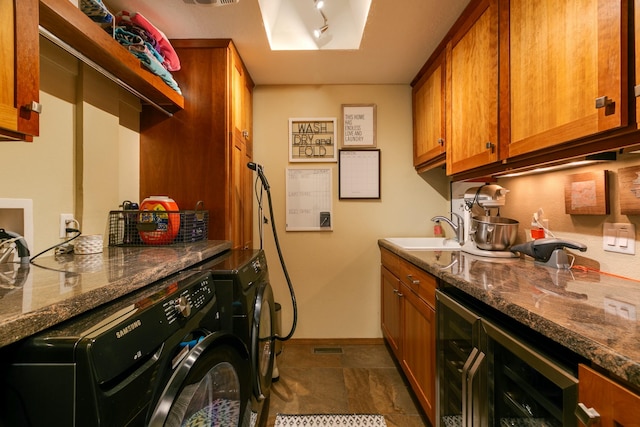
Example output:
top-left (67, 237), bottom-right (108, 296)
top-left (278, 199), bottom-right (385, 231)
top-left (470, 216), bottom-right (519, 251)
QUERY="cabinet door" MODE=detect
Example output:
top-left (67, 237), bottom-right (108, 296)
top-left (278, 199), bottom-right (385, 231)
top-left (381, 266), bottom-right (402, 359)
top-left (413, 49), bottom-right (446, 171)
top-left (402, 283), bottom-right (436, 424)
top-left (578, 364), bottom-right (640, 425)
top-left (446, 0), bottom-right (499, 175)
top-left (0, 0), bottom-right (39, 141)
top-left (508, 0), bottom-right (627, 158)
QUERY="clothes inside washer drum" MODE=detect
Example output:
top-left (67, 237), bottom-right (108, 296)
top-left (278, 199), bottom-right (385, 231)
top-left (181, 398), bottom-right (240, 427)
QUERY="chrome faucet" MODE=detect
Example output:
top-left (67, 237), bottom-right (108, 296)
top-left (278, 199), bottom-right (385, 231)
top-left (431, 212), bottom-right (464, 245)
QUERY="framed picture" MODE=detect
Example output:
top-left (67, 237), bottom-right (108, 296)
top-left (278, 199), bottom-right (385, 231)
top-left (289, 118), bottom-right (337, 162)
top-left (342, 104), bottom-right (376, 147)
top-left (564, 171), bottom-right (610, 215)
top-left (339, 149), bottom-right (381, 199)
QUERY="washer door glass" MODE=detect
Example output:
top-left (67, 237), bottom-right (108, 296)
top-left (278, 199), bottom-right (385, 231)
top-left (151, 337), bottom-right (250, 427)
top-left (167, 360), bottom-right (240, 427)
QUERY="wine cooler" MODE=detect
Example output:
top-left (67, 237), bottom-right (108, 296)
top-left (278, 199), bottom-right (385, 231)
top-left (436, 289), bottom-right (579, 427)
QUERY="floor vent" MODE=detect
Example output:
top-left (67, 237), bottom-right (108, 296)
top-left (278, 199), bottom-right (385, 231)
top-left (313, 347), bottom-right (343, 354)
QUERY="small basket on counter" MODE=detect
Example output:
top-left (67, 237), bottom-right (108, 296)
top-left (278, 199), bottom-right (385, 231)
top-left (108, 201), bottom-right (208, 246)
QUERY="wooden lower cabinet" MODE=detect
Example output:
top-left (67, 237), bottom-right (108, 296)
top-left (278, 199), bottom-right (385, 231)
top-left (578, 364), bottom-right (640, 426)
top-left (380, 248), bottom-right (436, 424)
top-left (401, 281), bottom-right (436, 423)
top-left (381, 266), bottom-right (402, 360)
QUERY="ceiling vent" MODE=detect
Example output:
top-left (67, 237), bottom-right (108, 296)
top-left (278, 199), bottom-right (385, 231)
top-left (194, 0), bottom-right (239, 6)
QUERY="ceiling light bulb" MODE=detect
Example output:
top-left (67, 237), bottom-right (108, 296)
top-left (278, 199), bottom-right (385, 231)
top-left (315, 0), bottom-right (325, 9)
top-left (314, 24), bottom-right (328, 38)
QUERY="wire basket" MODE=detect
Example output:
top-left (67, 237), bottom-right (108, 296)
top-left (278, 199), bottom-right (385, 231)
top-left (108, 208), bottom-right (208, 246)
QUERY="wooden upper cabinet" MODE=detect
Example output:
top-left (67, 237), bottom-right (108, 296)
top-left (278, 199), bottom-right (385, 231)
top-left (0, 0), bottom-right (40, 142)
top-left (507, 0), bottom-right (628, 158)
top-left (446, 0), bottom-right (499, 175)
top-left (412, 49), bottom-right (446, 171)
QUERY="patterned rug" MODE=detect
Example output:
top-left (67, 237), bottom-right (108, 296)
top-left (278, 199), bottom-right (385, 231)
top-left (274, 414), bottom-right (387, 426)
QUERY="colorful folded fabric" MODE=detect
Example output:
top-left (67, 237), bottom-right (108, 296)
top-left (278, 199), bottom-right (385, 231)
top-left (116, 11), bottom-right (181, 72)
top-left (80, 0), bottom-right (113, 24)
top-left (113, 27), bottom-right (181, 95)
top-left (127, 44), bottom-right (182, 95)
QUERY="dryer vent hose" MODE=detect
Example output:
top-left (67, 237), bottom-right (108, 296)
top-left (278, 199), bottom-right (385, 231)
top-left (248, 162), bottom-right (297, 341)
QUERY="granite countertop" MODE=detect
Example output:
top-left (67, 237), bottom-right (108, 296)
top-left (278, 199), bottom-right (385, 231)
top-left (0, 240), bottom-right (231, 348)
top-left (378, 239), bottom-right (640, 390)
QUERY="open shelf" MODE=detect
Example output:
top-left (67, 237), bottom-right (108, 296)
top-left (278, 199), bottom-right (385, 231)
top-left (39, 0), bottom-right (184, 114)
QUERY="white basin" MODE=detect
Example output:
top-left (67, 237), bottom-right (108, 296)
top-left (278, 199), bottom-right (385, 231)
top-left (385, 237), bottom-right (461, 250)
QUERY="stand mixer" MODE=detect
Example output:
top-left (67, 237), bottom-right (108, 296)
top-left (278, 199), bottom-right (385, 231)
top-left (452, 184), bottom-right (519, 258)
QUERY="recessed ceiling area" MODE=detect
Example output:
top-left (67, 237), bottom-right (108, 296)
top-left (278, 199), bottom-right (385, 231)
top-left (258, 0), bottom-right (371, 50)
top-left (102, 0), bottom-right (470, 85)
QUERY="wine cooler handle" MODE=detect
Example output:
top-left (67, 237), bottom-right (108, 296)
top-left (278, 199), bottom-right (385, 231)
top-left (461, 348), bottom-right (485, 427)
top-left (466, 350), bottom-right (485, 427)
top-left (575, 402), bottom-right (601, 426)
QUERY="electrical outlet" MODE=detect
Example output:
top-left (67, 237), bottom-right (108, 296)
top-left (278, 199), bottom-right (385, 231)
top-left (60, 213), bottom-right (74, 238)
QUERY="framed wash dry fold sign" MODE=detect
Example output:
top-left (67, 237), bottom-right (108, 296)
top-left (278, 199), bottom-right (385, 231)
top-left (289, 118), bottom-right (337, 162)
top-left (342, 104), bottom-right (376, 147)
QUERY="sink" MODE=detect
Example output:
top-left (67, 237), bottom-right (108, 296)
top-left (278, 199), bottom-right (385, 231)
top-left (385, 237), bottom-right (461, 250)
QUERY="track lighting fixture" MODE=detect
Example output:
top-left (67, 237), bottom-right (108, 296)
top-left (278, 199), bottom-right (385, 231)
top-left (314, 24), bottom-right (329, 38)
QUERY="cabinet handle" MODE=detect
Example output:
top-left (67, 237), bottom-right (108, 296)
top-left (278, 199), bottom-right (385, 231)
top-left (437, 138), bottom-right (445, 146)
top-left (242, 130), bottom-right (250, 139)
top-left (393, 289), bottom-right (403, 297)
top-left (595, 96), bottom-right (612, 109)
top-left (485, 142), bottom-right (495, 153)
top-left (406, 274), bottom-right (420, 286)
top-left (575, 402), bottom-right (600, 426)
top-left (23, 101), bottom-right (42, 114)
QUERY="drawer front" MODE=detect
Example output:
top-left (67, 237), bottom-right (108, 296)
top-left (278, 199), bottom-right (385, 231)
top-left (380, 248), bottom-right (400, 277)
top-left (399, 258), bottom-right (436, 308)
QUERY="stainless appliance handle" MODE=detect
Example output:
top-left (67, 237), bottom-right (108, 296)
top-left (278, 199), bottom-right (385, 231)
top-left (466, 350), bottom-right (485, 427)
top-left (461, 348), bottom-right (483, 427)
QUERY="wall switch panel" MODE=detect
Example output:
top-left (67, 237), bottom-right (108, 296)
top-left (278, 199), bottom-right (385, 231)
top-left (603, 223), bottom-right (636, 255)
top-left (604, 297), bottom-right (637, 321)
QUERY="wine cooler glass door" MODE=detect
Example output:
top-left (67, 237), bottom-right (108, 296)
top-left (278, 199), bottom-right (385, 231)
top-left (482, 319), bottom-right (578, 427)
top-left (436, 291), bottom-right (482, 427)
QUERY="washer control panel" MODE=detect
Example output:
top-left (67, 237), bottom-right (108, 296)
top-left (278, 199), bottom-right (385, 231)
top-left (163, 274), bottom-right (214, 323)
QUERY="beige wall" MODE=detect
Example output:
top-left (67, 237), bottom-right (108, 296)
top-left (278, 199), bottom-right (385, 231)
top-left (0, 39), bottom-right (140, 254)
top-left (497, 154), bottom-right (640, 279)
top-left (253, 85), bottom-right (450, 339)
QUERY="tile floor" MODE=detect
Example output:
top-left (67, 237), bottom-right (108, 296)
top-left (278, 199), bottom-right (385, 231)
top-left (266, 341), bottom-right (430, 427)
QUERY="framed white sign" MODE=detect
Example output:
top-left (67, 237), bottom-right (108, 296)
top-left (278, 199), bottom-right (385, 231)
top-left (342, 104), bottom-right (376, 147)
top-left (289, 118), bottom-right (337, 162)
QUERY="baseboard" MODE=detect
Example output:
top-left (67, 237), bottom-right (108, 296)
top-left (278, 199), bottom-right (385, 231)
top-left (284, 338), bottom-right (385, 346)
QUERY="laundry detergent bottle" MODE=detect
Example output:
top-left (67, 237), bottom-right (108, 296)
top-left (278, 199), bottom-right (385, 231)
top-left (138, 196), bottom-right (180, 244)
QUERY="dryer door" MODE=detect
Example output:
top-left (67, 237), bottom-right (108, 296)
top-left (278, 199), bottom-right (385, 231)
top-left (149, 332), bottom-right (251, 427)
top-left (252, 282), bottom-right (276, 401)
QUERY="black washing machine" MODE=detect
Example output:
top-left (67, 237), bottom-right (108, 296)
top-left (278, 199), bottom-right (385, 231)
top-left (194, 249), bottom-right (276, 427)
top-left (0, 269), bottom-right (252, 427)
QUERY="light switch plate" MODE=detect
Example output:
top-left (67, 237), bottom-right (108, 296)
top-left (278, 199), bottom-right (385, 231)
top-left (603, 223), bottom-right (636, 255)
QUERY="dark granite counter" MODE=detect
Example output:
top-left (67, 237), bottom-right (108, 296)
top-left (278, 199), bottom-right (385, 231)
top-left (0, 240), bottom-right (231, 348)
top-left (378, 239), bottom-right (640, 390)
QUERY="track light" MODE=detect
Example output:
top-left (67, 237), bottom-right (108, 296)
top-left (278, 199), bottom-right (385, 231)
top-left (314, 24), bottom-right (329, 38)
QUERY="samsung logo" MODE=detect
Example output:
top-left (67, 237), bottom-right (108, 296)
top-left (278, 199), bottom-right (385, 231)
top-left (115, 320), bottom-right (142, 339)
